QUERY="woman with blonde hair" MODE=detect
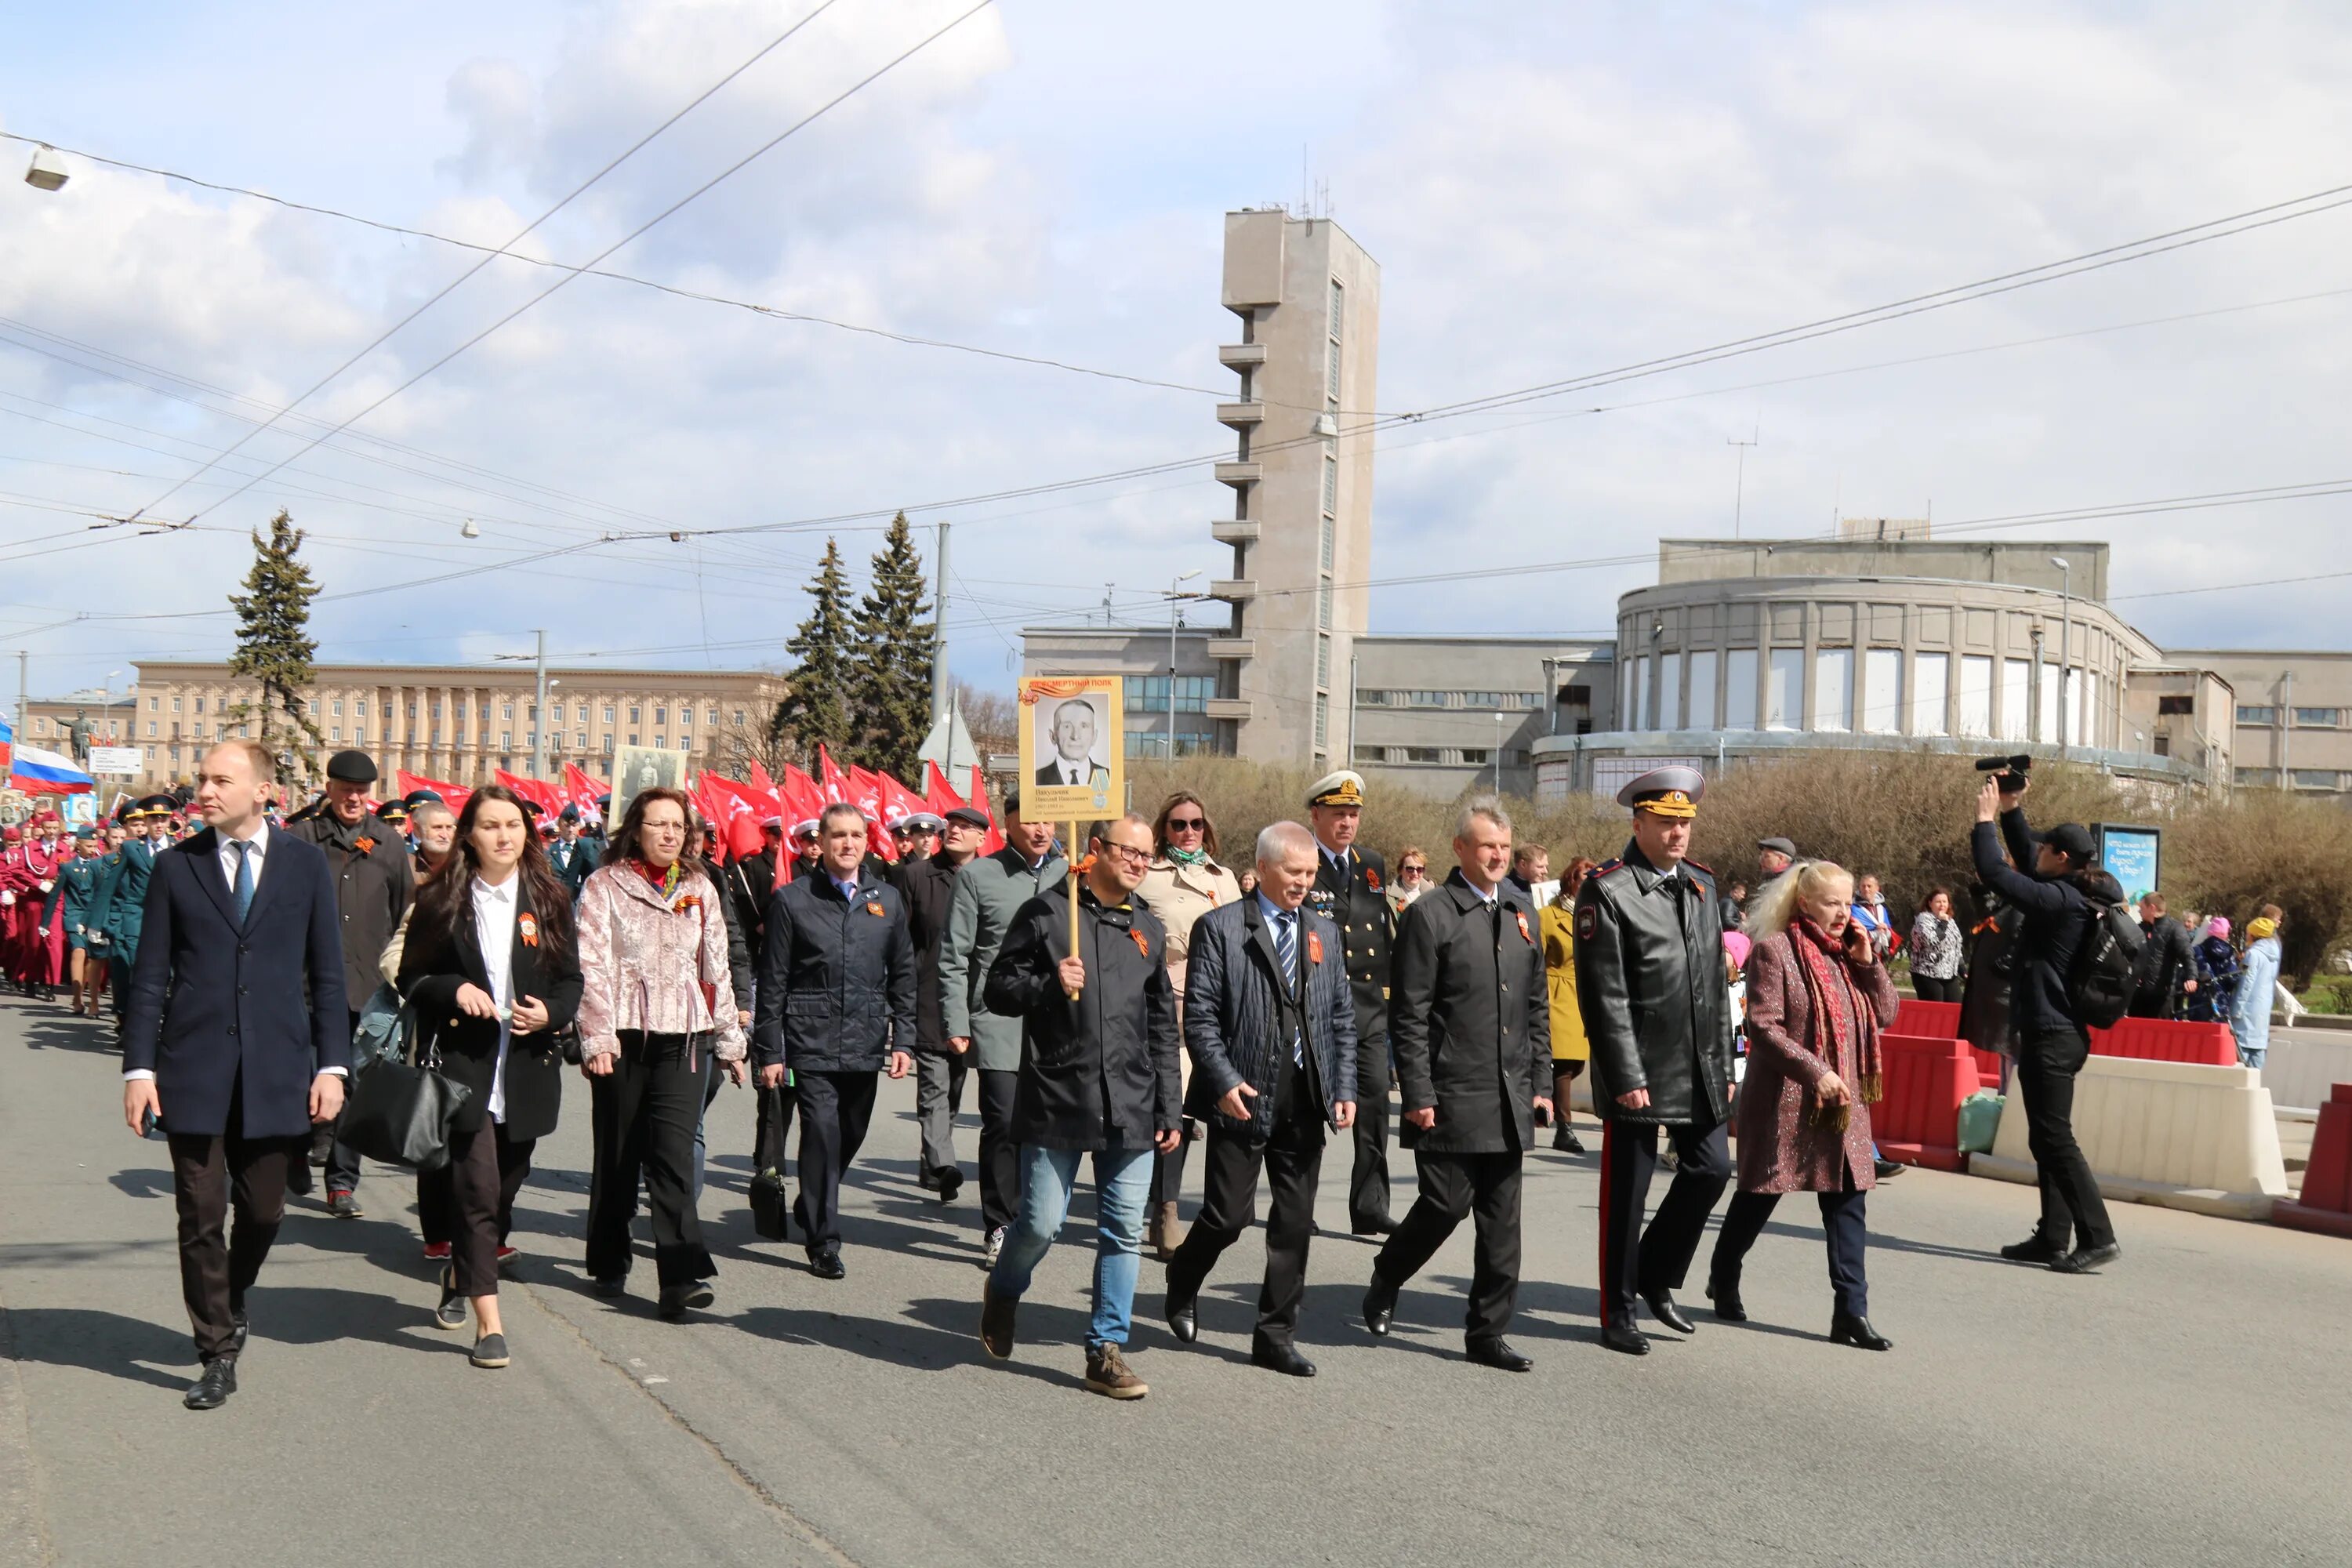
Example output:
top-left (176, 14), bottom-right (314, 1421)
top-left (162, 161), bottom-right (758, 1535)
top-left (1705, 859), bottom-right (1899, 1350)
top-left (1539, 858), bottom-right (1599, 1154)
top-left (1136, 790), bottom-right (1243, 1258)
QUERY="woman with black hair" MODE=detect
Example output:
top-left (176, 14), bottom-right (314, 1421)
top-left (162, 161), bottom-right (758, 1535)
top-left (396, 784), bottom-right (583, 1368)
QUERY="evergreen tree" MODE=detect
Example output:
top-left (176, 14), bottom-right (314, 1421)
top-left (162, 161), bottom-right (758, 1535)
top-left (849, 511), bottom-right (935, 777)
top-left (226, 510), bottom-right (325, 782)
top-left (775, 537), bottom-right (856, 760)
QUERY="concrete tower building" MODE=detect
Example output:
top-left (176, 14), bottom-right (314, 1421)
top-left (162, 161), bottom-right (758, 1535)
top-left (1210, 209), bottom-right (1381, 764)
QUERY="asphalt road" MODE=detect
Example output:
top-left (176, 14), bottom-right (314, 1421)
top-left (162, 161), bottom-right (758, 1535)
top-left (5, 994), bottom-right (2349, 1568)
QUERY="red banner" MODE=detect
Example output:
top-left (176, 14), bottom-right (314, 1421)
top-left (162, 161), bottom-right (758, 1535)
top-left (395, 771), bottom-right (471, 817)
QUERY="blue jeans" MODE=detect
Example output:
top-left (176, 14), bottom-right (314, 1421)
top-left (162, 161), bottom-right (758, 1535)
top-left (989, 1142), bottom-right (1153, 1352)
top-left (2238, 1046), bottom-right (2267, 1071)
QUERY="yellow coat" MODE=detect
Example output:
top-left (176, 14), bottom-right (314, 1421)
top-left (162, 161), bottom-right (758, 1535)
top-left (1540, 903), bottom-right (1591, 1063)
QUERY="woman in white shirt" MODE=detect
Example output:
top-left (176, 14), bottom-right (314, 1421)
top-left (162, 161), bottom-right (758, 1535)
top-left (396, 785), bottom-right (583, 1369)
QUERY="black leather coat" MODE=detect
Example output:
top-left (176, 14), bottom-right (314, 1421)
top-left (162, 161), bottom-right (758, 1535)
top-left (1388, 872), bottom-right (1551, 1154)
top-left (1573, 841), bottom-right (1733, 1128)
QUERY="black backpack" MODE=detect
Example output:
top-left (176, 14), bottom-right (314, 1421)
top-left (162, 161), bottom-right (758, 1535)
top-left (2066, 873), bottom-right (2144, 1029)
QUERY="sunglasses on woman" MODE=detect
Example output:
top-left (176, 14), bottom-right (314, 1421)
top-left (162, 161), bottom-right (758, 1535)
top-left (1165, 816), bottom-right (1207, 833)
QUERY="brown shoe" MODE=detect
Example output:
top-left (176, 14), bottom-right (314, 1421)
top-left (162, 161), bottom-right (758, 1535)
top-left (1159, 1201), bottom-right (1188, 1255)
top-left (979, 1283), bottom-right (1017, 1361)
top-left (1084, 1344), bottom-right (1149, 1400)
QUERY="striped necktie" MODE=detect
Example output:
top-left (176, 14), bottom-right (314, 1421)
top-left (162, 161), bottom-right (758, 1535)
top-left (1272, 911), bottom-right (1303, 1066)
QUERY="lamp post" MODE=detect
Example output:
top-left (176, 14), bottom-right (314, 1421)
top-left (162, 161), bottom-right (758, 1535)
top-left (101, 668), bottom-right (122, 744)
top-left (1167, 570), bottom-right (1200, 759)
top-left (2050, 557), bottom-right (2071, 758)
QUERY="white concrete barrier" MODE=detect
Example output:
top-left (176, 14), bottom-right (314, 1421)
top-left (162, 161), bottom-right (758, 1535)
top-left (2260, 1033), bottom-right (2352, 1116)
top-left (1975, 1055), bottom-right (2288, 1222)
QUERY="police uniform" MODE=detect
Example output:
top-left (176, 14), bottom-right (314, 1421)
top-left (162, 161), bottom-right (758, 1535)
top-left (1573, 766), bottom-right (1736, 1356)
top-left (285, 750), bottom-right (416, 1208)
top-left (87, 797), bottom-right (172, 1033)
top-left (1304, 771), bottom-right (1399, 1232)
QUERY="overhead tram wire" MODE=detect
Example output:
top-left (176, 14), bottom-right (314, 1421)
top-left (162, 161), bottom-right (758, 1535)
top-left (164, 0), bottom-right (997, 537)
top-left (119, 0), bottom-right (848, 524)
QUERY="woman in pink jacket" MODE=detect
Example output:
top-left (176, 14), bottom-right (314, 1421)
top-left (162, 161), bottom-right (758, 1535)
top-left (575, 787), bottom-right (746, 1319)
top-left (1706, 859), bottom-right (1898, 1351)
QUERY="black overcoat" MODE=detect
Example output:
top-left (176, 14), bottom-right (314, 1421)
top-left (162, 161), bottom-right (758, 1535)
top-left (1389, 871), bottom-right (1551, 1154)
top-left (397, 877), bottom-right (584, 1142)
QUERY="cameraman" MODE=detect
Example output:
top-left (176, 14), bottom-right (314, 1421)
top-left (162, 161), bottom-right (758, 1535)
top-left (1969, 774), bottom-right (2119, 1274)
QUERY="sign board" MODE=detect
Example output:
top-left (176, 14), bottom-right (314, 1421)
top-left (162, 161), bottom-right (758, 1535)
top-left (2098, 824), bottom-right (2161, 901)
top-left (89, 746), bottom-right (143, 777)
top-left (1017, 676), bottom-right (1123, 826)
top-left (608, 743), bottom-right (686, 833)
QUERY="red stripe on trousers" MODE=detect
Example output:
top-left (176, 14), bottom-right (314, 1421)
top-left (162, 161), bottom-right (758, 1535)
top-left (1597, 1119), bottom-right (1614, 1328)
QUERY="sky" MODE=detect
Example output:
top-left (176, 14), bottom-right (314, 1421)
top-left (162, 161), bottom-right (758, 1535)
top-left (4, 0), bottom-right (2351, 705)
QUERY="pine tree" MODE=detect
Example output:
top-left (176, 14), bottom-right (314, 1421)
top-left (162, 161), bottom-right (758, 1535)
top-left (849, 511), bottom-right (935, 777)
top-left (775, 537), bottom-right (856, 760)
top-left (226, 510), bottom-right (325, 782)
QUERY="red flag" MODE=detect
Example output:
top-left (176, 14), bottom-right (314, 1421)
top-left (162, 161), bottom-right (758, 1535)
top-left (492, 770), bottom-right (562, 818)
top-left (396, 770), bottom-right (471, 817)
top-left (748, 758), bottom-right (776, 797)
top-left (880, 771), bottom-right (931, 829)
top-left (848, 767), bottom-right (896, 862)
top-left (705, 775), bottom-right (767, 862)
top-left (967, 766), bottom-right (1003, 855)
top-left (924, 760), bottom-right (966, 815)
top-left (815, 745), bottom-right (849, 804)
top-left (561, 763), bottom-right (605, 812)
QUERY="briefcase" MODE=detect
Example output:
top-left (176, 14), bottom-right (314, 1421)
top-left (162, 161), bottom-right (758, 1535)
top-left (340, 1005), bottom-right (471, 1173)
top-left (749, 1167), bottom-right (790, 1242)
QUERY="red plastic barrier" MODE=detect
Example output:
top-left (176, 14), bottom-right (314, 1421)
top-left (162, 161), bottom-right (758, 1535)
top-left (1969, 1047), bottom-right (2003, 1092)
top-left (1892, 999), bottom-right (1962, 1040)
top-left (2273, 1083), bottom-right (2352, 1240)
top-left (2087, 1017), bottom-right (2238, 1067)
top-left (1871, 1032), bottom-right (1978, 1172)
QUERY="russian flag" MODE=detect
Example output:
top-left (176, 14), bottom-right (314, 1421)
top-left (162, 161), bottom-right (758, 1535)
top-left (9, 742), bottom-right (94, 796)
top-left (0, 708), bottom-right (11, 775)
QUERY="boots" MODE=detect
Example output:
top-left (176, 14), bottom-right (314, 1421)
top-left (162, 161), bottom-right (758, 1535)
top-left (1149, 1201), bottom-right (1187, 1262)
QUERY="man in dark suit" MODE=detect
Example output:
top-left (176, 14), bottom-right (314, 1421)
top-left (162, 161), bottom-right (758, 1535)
top-left (1033, 699), bottom-right (1111, 788)
top-left (547, 804), bottom-right (597, 899)
top-left (899, 807), bottom-right (987, 1200)
top-left (1163, 821), bottom-right (1357, 1377)
top-left (122, 740), bottom-right (351, 1410)
top-left (1363, 797), bottom-right (1552, 1373)
top-left (1305, 770), bottom-right (1396, 1233)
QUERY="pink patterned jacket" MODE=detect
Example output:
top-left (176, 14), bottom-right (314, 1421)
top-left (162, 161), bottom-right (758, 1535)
top-left (575, 863), bottom-right (747, 1063)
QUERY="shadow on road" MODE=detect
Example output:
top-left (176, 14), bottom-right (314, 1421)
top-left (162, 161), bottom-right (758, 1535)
top-left (7, 1282), bottom-right (431, 1388)
top-left (15, 1014), bottom-right (119, 1057)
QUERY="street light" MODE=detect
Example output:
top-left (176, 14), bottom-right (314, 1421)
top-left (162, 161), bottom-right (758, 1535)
top-left (1167, 570), bottom-right (1202, 758)
top-left (2050, 557), bottom-right (2071, 757)
top-left (101, 668), bottom-right (122, 743)
top-left (24, 146), bottom-right (67, 192)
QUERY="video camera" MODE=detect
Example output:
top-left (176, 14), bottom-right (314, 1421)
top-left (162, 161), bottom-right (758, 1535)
top-left (1974, 753), bottom-right (2032, 786)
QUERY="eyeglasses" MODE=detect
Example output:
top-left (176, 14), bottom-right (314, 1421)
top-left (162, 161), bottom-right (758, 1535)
top-left (1399, 864), bottom-right (1426, 876)
top-left (1096, 841), bottom-right (1152, 868)
top-left (1164, 816), bottom-right (1207, 833)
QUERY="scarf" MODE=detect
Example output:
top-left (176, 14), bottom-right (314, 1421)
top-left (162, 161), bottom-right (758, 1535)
top-left (633, 858), bottom-right (684, 901)
top-left (1788, 915), bottom-right (1882, 1132)
top-left (1165, 845), bottom-right (1210, 868)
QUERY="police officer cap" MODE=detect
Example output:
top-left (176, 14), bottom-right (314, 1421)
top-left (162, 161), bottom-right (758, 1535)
top-left (374, 800), bottom-right (409, 824)
top-left (894, 811), bottom-right (945, 833)
top-left (74, 824), bottom-right (96, 840)
top-left (558, 804), bottom-right (580, 823)
top-left (133, 793), bottom-right (178, 820)
top-left (324, 749), bottom-right (379, 785)
top-left (401, 788), bottom-right (444, 809)
top-left (1307, 770), bottom-right (1367, 809)
top-left (1616, 764), bottom-right (1704, 819)
top-left (943, 805), bottom-right (990, 830)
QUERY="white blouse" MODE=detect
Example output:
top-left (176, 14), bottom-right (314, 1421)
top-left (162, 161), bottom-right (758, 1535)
top-left (472, 875), bottom-right (519, 1123)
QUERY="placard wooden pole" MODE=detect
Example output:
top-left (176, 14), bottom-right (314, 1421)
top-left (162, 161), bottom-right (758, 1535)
top-left (1065, 818), bottom-right (1083, 999)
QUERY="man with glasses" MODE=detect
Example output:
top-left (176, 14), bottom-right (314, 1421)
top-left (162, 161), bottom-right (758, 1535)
top-left (1306, 771), bottom-right (1399, 1236)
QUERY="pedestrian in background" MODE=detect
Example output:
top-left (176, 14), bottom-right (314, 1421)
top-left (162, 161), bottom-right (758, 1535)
top-left (575, 787), bottom-right (746, 1319)
top-left (1849, 874), bottom-right (1896, 960)
top-left (1135, 789), bottom-right (1242, 1259)
top-left (2129, 892), bottom-right (2197, 1020)
top-left (2230, 906), bottom-right (2283, 1069)
top-left (2187, 917), bottom-right (2239, 1024)
top-left (1907, 887), bottom-right (1965, 1002)
top-left (1305, 771), bottom-right (1397, 1239)
top-left (902, 806), bottom-right (989, 1204)
top-left (395, 786), bottom-right (582, 1368)
top-left (1540, 858), bottom-right (1599, 1155)
top-left (1707, 860), bottom-right (1897, 1351)
top-left (60, 828), bottom-right (106, 1018)
top-left (1386, 848), bottom-right (1431, 920)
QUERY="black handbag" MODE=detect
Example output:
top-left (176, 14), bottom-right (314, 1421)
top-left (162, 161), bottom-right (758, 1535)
top-left (749, 1167), bottom-right (790, 1241)
top-left (340, 1006), bottom-right (472, 1173)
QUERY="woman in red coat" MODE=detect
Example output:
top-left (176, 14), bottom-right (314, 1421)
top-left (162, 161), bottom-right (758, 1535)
top-left (1705, 859), bottom-right (1898, 1350)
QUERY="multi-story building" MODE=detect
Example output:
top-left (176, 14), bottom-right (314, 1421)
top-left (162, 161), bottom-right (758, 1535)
top-left (77, 662), bottom-right (789, 790)
top-left (2164, 650), bottom-right (2352, 794)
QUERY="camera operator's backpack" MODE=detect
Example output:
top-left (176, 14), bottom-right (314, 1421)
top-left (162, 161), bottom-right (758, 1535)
top-left (2066, 872), bottom-right (2143, 1029)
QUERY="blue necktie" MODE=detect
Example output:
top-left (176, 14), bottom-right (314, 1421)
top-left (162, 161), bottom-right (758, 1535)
top-left (1272, 912), bottom-right (1303, 1066)
top-left (229, 840), bottom-right (254, 925)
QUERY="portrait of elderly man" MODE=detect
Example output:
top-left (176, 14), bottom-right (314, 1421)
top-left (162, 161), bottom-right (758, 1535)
top-left (1034, 698), bottom-right (1111, 789)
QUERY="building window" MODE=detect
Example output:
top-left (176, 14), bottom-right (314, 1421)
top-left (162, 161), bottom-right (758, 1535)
top-left (1765, 649), bottom-right (1803, 731)
top-left (1314, 694), bottom-right (1328, 750)
top-left (1403, 746), bottom-right (1441, 764)
top-left (654, 706), bottom-right (667, 725)
top-left (2155, 695), bottom-right (2194, 716)
top-left (501, 732), bottom-right (512, 749)
top-left (194, 697), bottom-right (205, 713)
top-left (678, 708), bottom-right (693, 728)
top-left (146, 720), bottom-right (157, 737)
top-left (2234, 767), bottom-right (2277, 785)
top-left (2237, 706), bottom-right (2275, 725)
top-left (1686, 652), bottom-right (1717, 729)
top-left (1316, 636), bottom-right (1331, 690)
top-left (732, 710), bottom-right (746, 726)
top-left (604, 736), bottom-right (615, 755)
top-left (525, 731), bottom-right (536, 748)
top-left (2000, 659), bottom-right (2031, 742)
top-left (172, 697), bottom-right (183, 713)
top-left (147, 696), bottom-right (158, 710)
top-left (604, 706), bottom-right (616, 723)
top-left (706, 708), bottom-right (718, 726)
top-left (1725, 649), bottom-right (1758, 729)
top-left (1912, 652), bottom-right (1949, 737)
top-left (1864, 648), bottom-right (1903, 736)
top-left (1813, 648), bottom-right (1852, 732)
top-left (305, 699), bottom-right (318, 716)
top-left (330, 699), bottom-right (343, 717)
top-left (2291, 769), bottom-right (2340, 789)
top-left (353, 729), bottom-right (365, 744)
top-left (1326, 337), bottom-right (1341, 404)
top-left (627, 734), bottom-right (638, 746)
top-left (1658, 655), bottom-right (1684, 729)
top-left (1355, 745), bottom-right (1384, 764)
top-left (677, 738), bottom-right (691, 751)
top-left (575, 732), bottom-right (587, 749)
top-left (331, 728), bottom-right (341, 742)
top-left (355, 699), bottom-right (368, 717)
top-left (1318, 579), bottom-right (1333, 630)
top-left (630, 706), bottom-right (641, 724)
top-left (1329, 277), bottom-right (1344, 338)
top-left (1460, 748), bottom-right (1491, 766)
top-left (1322, 455), bottom-right (1338, 515)
top-left (1320, 514), bottom-right (1335, 572)
top-left (2293, 707), bottom-right (2340, 727)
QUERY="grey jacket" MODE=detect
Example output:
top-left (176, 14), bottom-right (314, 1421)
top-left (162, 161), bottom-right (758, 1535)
top-left (938, 845), bottom-right (1069, 1073)
top-left (1181, 895), bottom-right (1359, 1138)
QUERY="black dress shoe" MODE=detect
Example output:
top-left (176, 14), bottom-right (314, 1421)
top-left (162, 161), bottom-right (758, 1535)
top-left (655, 1280), bottom-right (715, 1320)
top-left (183, 1358), bottom-right (237, 1410)
top-left (1362, 1272), bottom-right (1399, 1337)
top-left (2049, 1242), bottom-right (2122, 1275)
top-left (978, 1282), bottom-right (1017, 1360)
top-left (916, 1167), bottom-right (942, 1191)
top-left (229, 1310), bottom-right (250, 1354)
top-left (593, 1276), bottom-right (627, 1298)
top-left (1704, 1276), bottom-right (1747, 1323)
top-left (1873, 1157), bottom-right (1906, 1179)
top-left (936, 1167), bottom-right (964, 1205)
top-left (809, 1246), bottom-right (846, 1281)
top-left (1465, 1337), bottom-right (1533, 1372)
top-left (1251, 1338), bottom-right (1317, 1377)
top-left (1829, 1310), bottom-right (1893, 1351)
top-left (1601, 1323), bottom-right (1651, 1356)
top-left (1644, 1289), bottom-right (1696, 1334)
top-left (1351, 1215), bottom-right (1397, 1236)
top-left (1165, 1286), bottom-right (1199, 1345)
top-left (1999, 1232), bottom-right (2067, 1264)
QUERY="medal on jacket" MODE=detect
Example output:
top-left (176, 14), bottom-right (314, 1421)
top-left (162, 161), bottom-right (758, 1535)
top-left (518, 912), bottom-right (541, 948)
top-left (1307, 930), bottom-right (1323, 964)
top-left (1515, 909), bottom-right (1534, 944)
top-left (867, 900), bottom-right (886, 916)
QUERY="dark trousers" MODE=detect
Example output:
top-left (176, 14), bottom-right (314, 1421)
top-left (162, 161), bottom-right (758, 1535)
top-left (977, 1067), bottom-right (1022, 1233)
top-left (1911, 974), bottom-right (1964, 1003)
top-left (448, 1120), bottom-right (535, 1297)
top-left (166, 1097), bottom-right (293, 1363)
top-left (321, 1007), bottom-right (365, 1195)
top-left (1711, 1186), bottom-right (1869, 1317)
top-left (1349, 1033), bottom-right (1392, 1227)
top-left (2016, 1025), bottom-right (2115, 1250)
top-left (417, 1166), bottom-right (455, 1250)
top-left (1597, 1119), bottom-right (1731, 1330)
top-left (1149, 1123), bottom-right (1192, 1216)
top-left (753, 1078), bottom-right (799, 1173)
top-left (793, 1069), bottom-right (878, 1252)
top-left (1165, 1100), bottom-right (1327, 1345)
top-left (1374, 1149), bottom-right (1524, 1345)
top-left (586, 1032), bottom-right (714, 1289)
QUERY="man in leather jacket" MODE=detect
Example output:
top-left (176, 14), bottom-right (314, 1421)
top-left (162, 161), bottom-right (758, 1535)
top-left (1574, 766), bottom-right (1735, 1356)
